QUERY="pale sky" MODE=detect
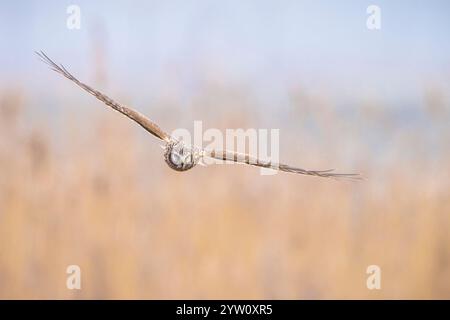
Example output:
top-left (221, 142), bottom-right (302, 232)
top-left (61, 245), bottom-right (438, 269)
top-left (1, 0), bottom-right (450, 109)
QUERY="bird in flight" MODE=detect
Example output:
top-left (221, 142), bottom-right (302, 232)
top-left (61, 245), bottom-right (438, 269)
top-left (36, 51), bottom-right (360, 180)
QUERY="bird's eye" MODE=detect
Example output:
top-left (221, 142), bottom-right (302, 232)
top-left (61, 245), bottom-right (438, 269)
top-left (170, 153), bottom-right (181, 165)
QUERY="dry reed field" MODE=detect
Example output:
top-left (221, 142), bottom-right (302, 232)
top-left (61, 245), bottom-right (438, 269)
top-left (0, 80), bottom-right (449, 299)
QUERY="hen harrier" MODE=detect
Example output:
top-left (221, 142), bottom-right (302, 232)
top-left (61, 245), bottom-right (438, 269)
top-left (36, 51), bottom-right (360, 180)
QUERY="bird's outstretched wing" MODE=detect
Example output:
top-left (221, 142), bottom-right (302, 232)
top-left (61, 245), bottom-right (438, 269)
top-left (35, 51), bottom-right (171, 142)
top-left (204, 149), bottom-right (361, 180)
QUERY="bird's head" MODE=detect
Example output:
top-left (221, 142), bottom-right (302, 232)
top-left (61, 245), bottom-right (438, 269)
top-left (164, 140), bottom-right (199, 171)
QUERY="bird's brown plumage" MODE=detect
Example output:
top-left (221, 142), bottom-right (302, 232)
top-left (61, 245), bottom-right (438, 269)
top-left (36, 51), bottom-right (171, 142)
top-left (36, 51), bottom-right (361, 180)
top-left (205, 149), bottom-right (361, 180)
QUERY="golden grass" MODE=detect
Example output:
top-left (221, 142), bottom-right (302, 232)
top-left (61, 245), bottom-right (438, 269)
top-left (0, 86), bottom-right (449, 299)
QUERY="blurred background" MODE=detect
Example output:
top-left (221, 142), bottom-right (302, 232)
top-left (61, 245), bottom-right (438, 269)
top-left (0, 0), bottom-right (449, 299)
